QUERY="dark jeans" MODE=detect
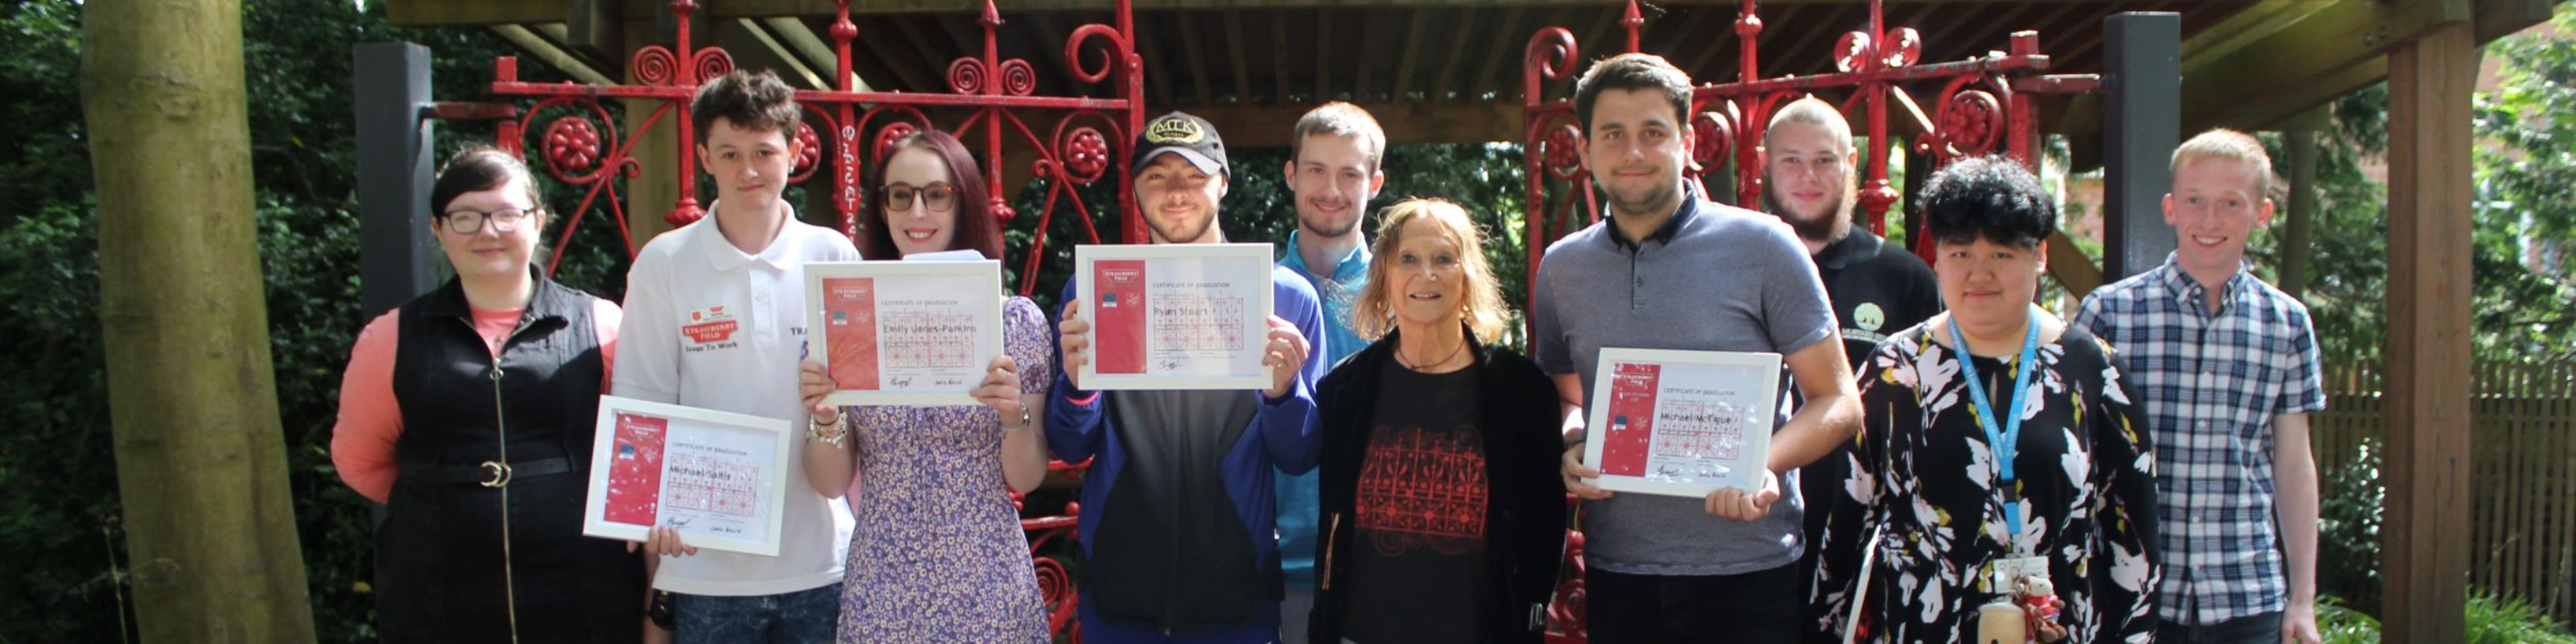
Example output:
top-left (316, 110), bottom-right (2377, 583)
top-left (1585, 564), bottom-right (1801, 644)
top-left (671, 583), bottom-right (841, 644)
top-left (2156, 610), bottom-right (2284, 644)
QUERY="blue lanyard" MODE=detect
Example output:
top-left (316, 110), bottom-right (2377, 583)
top-left (1948, 311), bottom-right (2041, 537)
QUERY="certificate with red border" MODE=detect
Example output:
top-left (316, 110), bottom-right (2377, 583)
top-left (803, 259), bottom-right (1005, 407)
top-left (1072, 244), bottom-right (1274, 390)
top-left (1581, 348), bottom-right (1783, 497)
top-left (582, 396), bottom-right (794, 557)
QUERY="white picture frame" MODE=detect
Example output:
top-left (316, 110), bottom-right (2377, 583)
top-left (1580, 347), bottom-right (1785, 497)
top-left (581, 395), bottom-right (795, 557)
top-left (1071, 243), bottom-right (1275, 390)
top-left (803, 259), bottom-right (1006, 407)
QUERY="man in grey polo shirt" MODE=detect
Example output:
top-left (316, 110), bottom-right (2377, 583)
top-left (1538, 52), bottom-right (1863, 644)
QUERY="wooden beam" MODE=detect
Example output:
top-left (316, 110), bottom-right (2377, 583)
top-left (1192, 100), bottom-right (1520, 147)
top-left (2177, 0), bottom-right (2337, 70)
top-left (1690, 2), bottom-right (1766, 81)
top-left (1177, 11), bottom-right (1216, 105)
top-left (1472, 6), bottom-right (1525, 101)
top-left (387, 0), bottom-right (557, 26)
top-left (563, 0), bottom-right (623, 64)
top-left (1274, 11), bottom-right (1294, 101)
top-left (1433, 9), bottom-right (1482, 101)
top-left (2382, 20), bottom-right (2475, 644)
top-left (2279, 106), bottom-right (2323, 299)
top-left (1354, 7), bottom-right (1384, 101)
top-left (2475, 0), bottom-right (2553, 41)
top-left (762, 17), bottom-right (864, 91)
top-left (1577, 6), bottom-right (1619, 60)
top-left (392, 0), bottom-right (2182, 27)
top-left (856, 17), bottom-right (942, 93)
top-left (1225, 11), bottom-right (1253, 102)
top-left (2180, 0), bottom-right (2462, 130)
top-left (1653, 5), bottom-right (1718, 57)
top-left (1137, 12), bottom-right (1178, 106)
top-left (1026, 13), bottom-right (1078, 86)
top-left (733, 19), bottom-right (829, 90)
top-left (1393, 8), bottom-right (1432, 101)
top-left (1761, 4), bottom-right (1845, 79)
top-left (891, 15), bottom-right (958, 91)
top-left (2045, 229), bottom-right (2103, 296)
top-left (490, 24), bottom-right (618, 85)
top-left (1315, 8), bottom-right (1333, 99)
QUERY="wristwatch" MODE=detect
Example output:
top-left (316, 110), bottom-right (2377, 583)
top-left (1003, 406), bottom-right (1032, 431)
top-left (808, 413), bottom-right (850, 447)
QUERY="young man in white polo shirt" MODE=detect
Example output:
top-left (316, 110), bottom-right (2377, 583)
top-left (614, 69), bottom-right (858, 643)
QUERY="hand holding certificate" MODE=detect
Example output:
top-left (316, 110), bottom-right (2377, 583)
top-left (1067, 244), bottom-right (1278, 390)
top-left (583, 396), bottom-right (794, 557)
top-left (1579, 348), bottom-right (1784, 502)
top-left (803, 259), bottom-right (1006, 406)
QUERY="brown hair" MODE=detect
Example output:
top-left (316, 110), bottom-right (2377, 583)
top-left (1289, 101), bottom-right (1387, 172)
top-left (690, 69), bottom-right (801, 147)
top-left (861, 130), bottom-right (1004, 261)
top-left (2170, 128), bottom-right (2275, 198)
top-left (1352, 198), bottom-right (1511, 344)
top-left (430, 147), bottom-right (543, 217)
top-left (1572, 53), bottom-right (1693, 133)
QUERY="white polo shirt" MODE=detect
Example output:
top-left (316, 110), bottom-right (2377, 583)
top-left (613, 204), bottom-right (860, 597)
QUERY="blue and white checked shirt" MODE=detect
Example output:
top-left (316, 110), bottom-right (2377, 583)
top-left (2074, 254), bottom-right (2326, 625)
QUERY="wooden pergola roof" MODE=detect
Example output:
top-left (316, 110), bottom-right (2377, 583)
top-left (389, 0), bottom-right (2549, 160)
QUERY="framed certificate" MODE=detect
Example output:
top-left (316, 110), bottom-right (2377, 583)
top-left (1581, 348), bottom-right (1784, 497)
top-left (1073, 243), bottom-right (1275, 390)
top-left (581, 396), bottom-right (795, 557)
top-left (803, 259), bottom-right (1005, 407)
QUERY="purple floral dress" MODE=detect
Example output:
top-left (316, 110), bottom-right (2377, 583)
top-left (836, 296), bottom-right (1051, 643)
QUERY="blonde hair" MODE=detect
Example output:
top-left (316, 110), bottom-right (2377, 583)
top-left (2171, 128), bottom-right (2275, 198)
top-left (1352, 198), bottom-right (1511, 344)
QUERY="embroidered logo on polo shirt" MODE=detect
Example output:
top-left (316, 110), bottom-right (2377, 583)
top-left (682, 305), bottom-right (740, 346)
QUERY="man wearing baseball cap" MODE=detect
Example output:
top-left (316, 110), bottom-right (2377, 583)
top-left (1047, 111), bottom-right (1331, 643)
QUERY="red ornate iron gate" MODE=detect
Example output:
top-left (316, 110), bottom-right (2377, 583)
top-left (478, 0), bottom-right (1144, 636)
top-left (452, 0), bottom-right (2095, 638)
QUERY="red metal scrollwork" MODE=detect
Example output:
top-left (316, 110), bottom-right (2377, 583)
top-left (482, 2), bottom-right (1146, 639)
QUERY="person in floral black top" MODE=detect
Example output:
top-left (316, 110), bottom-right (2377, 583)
top-left (1812, 155), bottom-right (2159, 643)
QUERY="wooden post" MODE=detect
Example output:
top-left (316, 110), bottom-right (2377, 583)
top-left (2383, 20), bottom-right (2475, 644)
top-left (2281, 107), bottom-right (2322, 300)
top-left (81, 0), bottom-right (318, 639)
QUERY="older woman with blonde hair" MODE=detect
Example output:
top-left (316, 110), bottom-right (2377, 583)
top-left (1305, 197), bottom-right (1566, 644)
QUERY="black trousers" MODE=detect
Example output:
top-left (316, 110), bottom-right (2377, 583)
top-left (1585, 564), bottom-right (1802, 644)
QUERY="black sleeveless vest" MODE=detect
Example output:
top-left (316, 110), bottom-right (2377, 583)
top-left (373, 272), bottom-right (641, 643)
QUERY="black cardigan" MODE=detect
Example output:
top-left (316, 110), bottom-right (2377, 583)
top-left (1307, 325), bottom-right (1569, 644)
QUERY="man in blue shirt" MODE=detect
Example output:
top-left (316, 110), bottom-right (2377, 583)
top-left (1050, 111), bottom-right (1331, 643)
top-left (1271, 101), bottom-right (1387, 643)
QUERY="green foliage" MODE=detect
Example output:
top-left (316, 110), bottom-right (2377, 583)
top-left (2467, 7), bottom-right (2576, 360)
top-left (0, 0), bottom-right (602, 638)
top-left (2318, 437), bottom-right (2385, 617)
top-left (2272, 2), bottom-right (2576, 362)
top-left (2467, 588), bottom-right (2576, 644)
top-left (2318, 595), bottom-right (2384, 644)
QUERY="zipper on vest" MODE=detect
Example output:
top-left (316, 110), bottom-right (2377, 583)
top-left (482, 313), bottom-right (532, 644)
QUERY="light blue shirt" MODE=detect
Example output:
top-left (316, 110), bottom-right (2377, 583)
top-left (1275, 229), bottom-right (1371, 588)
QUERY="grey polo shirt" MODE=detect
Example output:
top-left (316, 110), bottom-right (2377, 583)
top-left (1531, 191), bottom-right (1838, 576)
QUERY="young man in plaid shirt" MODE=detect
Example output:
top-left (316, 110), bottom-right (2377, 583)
top-left (2074, 129), bottom-right (2326, 644)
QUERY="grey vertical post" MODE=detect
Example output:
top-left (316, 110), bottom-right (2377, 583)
top-left (2102, 13), bottom-right (2181, 282)
top-left (354, 42), bottom-right (439, 320)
